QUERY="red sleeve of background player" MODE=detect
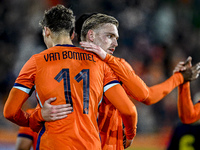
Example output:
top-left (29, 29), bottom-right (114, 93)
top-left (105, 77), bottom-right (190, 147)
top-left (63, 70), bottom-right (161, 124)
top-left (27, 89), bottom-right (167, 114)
top-left (18, 107), bottom-right (38, 150)
top-left (104, 54), bottom-right (184, 105)
top-left (178, 82), bottom-right (200, 124)
top-left (17, 109), bottom-right (38, 138)
top-left (29, 107), bottom-right (45, 132)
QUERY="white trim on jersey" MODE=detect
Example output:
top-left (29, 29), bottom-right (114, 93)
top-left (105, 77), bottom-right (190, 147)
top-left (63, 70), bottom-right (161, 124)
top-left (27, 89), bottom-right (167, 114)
top-left (104, 82), bottom-right (119, 92)
top-left (34, 85), bottom-right (43, 108)
top-left (13, 86), bottom-right (31, 94)
top-left (98, 95), bottom-right (103, 106)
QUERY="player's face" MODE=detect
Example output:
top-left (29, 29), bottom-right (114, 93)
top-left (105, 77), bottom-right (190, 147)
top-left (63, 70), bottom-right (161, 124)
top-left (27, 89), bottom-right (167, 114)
top-left (93, 23), bottom-right (118, 55)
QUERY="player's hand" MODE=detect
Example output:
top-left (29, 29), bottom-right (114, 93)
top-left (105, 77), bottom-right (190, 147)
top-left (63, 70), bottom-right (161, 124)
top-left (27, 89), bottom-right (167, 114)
top-left (173, 56), bottom-right (192, 73)
top-left (80, 41), bottom-right (107, 60)
top-left (41, 97), bottom-right (73, 121)
top-left (123, 128), bottom-right (134, 149)
top-left (181, 62), bottom-right (200, 82)
top-left (173, 56), bottom-right (200, 82)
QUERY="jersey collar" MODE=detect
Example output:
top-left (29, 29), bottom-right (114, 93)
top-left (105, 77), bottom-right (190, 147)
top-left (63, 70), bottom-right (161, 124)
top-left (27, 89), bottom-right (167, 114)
top-left (55, 44), bottom-right (76, 47)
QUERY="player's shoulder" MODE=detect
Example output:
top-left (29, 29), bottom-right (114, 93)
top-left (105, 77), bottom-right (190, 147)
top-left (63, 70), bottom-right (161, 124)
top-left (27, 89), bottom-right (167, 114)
top-left (113, 56), bottom-right (126, 64)
top-left (115, 56), bottom-right (134, 71)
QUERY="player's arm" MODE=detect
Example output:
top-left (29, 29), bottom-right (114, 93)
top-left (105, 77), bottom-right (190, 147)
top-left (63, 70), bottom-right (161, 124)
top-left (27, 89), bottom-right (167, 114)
top-left (4, 55), bottom-right (72, 131)
top-left (4, 88), bottom-right (31, 126)
top-left (80, 41), bottom-right (148, 99)
top-left (3, 87), bottom-right (72, 132)
top-left (144, 73), bottom-right (184, 105)
top-left (4, 56), bottom-right (37, 127)
top-left (174, 57), bottom-right (200, 124)
top-left (80, 41), bottom-right (148, 101)
top-left (178, 82), bottom-right (200, 124)
top-left (104, 84), bottom-right (137, 140)
top-left (105, 55), bottom-right (200, 106)
top-left (80, 42), bottom-right (200, 106)
top-left (146, 57), bottom-right (200, 106)
top-left (104, 54), bottom-right (189, 105)
top-left (80, 42), bottom-right (184, 104)
top-left (3, 88), bottom-right (44, 129)
top-left (29, 98), bottom-right (73, 132)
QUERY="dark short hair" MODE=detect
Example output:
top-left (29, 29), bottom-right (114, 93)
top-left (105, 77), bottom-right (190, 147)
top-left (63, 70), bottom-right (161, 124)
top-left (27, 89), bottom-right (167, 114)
top-left (39, 4), bottom-right (75, 36)
top-left (75, 13), bottom-right (98, 42)
top-left (81, 13), bottom-right (119, 41)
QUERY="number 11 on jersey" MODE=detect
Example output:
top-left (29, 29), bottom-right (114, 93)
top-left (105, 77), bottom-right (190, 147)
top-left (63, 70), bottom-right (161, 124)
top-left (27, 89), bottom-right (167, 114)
top-left (54, 69), bottom-right (90, 114)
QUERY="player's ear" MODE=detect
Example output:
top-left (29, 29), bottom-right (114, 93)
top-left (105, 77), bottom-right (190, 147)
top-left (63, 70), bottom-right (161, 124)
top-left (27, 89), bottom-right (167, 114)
top-left (44, 27), bottom-right (51, 37)
top-left (71, 31), bottom-right (75, 40)
top-left (87, 30), bottom-right (94, 42)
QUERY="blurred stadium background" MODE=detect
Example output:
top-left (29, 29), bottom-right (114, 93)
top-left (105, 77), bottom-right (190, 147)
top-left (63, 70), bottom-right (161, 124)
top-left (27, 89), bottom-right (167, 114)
top-left (1, 0), bottom-right (200, 149)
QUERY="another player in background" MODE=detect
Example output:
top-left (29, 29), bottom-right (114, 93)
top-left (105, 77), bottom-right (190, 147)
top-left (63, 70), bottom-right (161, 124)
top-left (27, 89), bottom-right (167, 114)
top-left (167, 58), bottom-right (200, 149)
top-left (77, 13), bottom-right (200, 149)
top-left (173, 57), bottom-right (200, 124)
top-left (4, 5), bottom-right (137, 150)
top-left (75, 13), bottom-right (134, 149)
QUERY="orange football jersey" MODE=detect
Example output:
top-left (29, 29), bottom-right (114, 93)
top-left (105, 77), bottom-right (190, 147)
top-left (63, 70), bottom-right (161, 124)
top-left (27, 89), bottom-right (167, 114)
top-left (98, 54), bottom-right (184, 150)
top-left (8, 44), bottom-right (134, 150)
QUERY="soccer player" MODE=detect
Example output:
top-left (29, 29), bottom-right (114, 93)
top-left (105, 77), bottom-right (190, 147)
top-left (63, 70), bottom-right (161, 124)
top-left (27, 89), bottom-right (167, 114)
top-left (3, 5), bottom-right (137, 150)
top-left (76, 13), bottom-right (200, 149)
top-left (167, 57), bottom-right (200, 150)
top-left (173, 57), bottom-right (200, 124)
